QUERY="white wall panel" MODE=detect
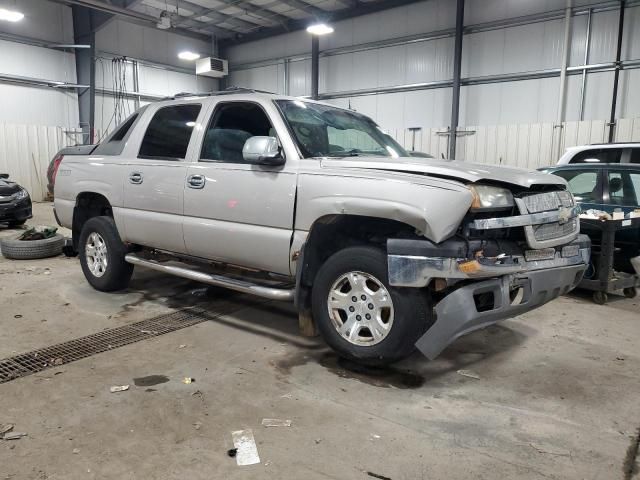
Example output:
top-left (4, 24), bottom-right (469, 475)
top-left (96, 19), bottom-right (212, 70)
top-left (0, 40), bottom-right (76, 83)
top-left (0, 123), bottom-right (81, 201)
top-left (618, 69), bottom-right (640, 119)
top-left (0, 0), bottom-right (73, 44)
top-left (582, 71), bottom-right (614, 121)
top-left (288, 60), bottom-right (311, 97)
top-left (0, 40), bottom-right (78, 128)
top-left (622, 5), bottom-right (640, 60)
top-left (0, 84), bottom-right (78, 128)
top-left (588, 9), bottom-right (619, 64)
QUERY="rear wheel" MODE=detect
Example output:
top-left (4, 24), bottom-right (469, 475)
top-left (79, 216), bottom-right (133, 292)
top-left (311, 246), bottom-right (433, 365)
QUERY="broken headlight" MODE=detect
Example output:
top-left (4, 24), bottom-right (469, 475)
top-left (469, 184), bottom-right (514, 210)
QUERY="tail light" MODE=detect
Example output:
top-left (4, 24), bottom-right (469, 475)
top-left (50, 153), bottom-right (64, 190)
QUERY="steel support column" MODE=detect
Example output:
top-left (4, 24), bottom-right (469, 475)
top-left (72, 6), bottom-right (96, 145)
top-left (311, 35), bottom-right (319, 100)
top-left (448, 0), bottom-right (464, 160)
top-left (608, 0), bottom-right (626, 143)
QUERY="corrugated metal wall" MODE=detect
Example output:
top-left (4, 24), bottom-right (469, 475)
top-left (385, 117), bottom-right (640, 168)
top-left (227, 0), bottom-right (640, 132)
top-left (0, 124), bottom-right (82, 201)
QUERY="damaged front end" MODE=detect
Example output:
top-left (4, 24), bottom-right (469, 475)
top-left (387, 186), bottom-right (590, 360)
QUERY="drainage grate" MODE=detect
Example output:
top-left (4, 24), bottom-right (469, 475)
top-left (0, 297), bottom-right (259, 384)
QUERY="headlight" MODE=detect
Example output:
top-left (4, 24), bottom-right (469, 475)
top-left (15, 188), bottom-right (29, 200)
top-left (469, 184), bottom-right (514, 210)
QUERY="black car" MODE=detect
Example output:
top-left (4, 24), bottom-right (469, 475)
top-left (0, 173), bottom-right (32, 227)
top-left (540, 163), bottom-right (640, 274)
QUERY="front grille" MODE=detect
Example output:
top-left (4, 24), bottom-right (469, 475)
top-left (522, 190), bottom-right (574, 213)
top-left (519, 190), bottom-right (579, 248)
top-left (532, 217), bottom-right (578, 242)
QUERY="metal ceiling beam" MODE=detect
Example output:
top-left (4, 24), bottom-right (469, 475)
top-left (168, 0), bottom-right (265, 31)
top-left (276, 0), bottom-right (327, 17)
top-left (176, 0), bottom-right (291, 30)
top-left (52, 0), bottom-right (215, 40)
top-left (220, 0), bottom-right (431, 46)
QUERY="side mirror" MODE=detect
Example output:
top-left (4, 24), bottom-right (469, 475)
top-left (242, 136), bottom-right (284, 166)
top-left (0, 173), bottom-right (8, 179)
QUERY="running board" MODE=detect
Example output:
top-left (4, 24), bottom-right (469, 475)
top-left (124, 254), bottom-right (295, 302)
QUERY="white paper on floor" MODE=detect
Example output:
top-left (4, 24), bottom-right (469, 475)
top-left (231, 429), bottom-right (261, 466)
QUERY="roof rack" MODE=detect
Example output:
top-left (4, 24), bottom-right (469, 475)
top-left (162, 87), bottom-right (278, 101)
top-left (588, 142), bottom-right (640, 146)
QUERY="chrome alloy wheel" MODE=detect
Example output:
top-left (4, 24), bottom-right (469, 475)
top-left (327, 271), bottom-right (394, 346)
top-left (85, 232), bottom-right (108, 277)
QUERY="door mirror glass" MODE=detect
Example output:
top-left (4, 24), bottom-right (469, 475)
top-left (242, 136), bottom-right (284, 166)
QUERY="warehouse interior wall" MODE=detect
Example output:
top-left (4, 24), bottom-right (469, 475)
top-left (0, 0), bottom-right (218, 198)
top-left (0, 0), bottom-right (79, 127)
top-left (225, 0), bottom-right (640, 157)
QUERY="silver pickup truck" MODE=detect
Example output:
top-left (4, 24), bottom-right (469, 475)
top-left (52, 90), bottom-right (590, 365)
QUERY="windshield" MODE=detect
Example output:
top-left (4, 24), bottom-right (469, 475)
top-left (275, 100), bottom-right (408, 159)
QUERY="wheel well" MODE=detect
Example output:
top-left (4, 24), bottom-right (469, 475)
top-left (72, 192), bottom-right (112, 249)
top-left (295, 214), bottom-right (416, 309)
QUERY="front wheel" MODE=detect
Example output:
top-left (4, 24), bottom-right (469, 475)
top-left (78, 216), bottom-right (133, 292)
top-left (311, 246), bottom-right (433, 366)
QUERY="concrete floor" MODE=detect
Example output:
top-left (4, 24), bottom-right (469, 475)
top-left (1, 203), bottom-right (639, 480)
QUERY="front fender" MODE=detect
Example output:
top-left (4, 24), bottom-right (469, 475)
top-left (296, 173), bottom-right (473, 242)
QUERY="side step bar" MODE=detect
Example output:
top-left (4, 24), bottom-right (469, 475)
top-left (124, 254), bottom-right (295, 302)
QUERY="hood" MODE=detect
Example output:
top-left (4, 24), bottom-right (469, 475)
top-left (0, 177), bottom-right (21, 196)
top-left (320, 157), bottom-right (566, 189)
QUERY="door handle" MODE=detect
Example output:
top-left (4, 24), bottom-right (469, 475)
top-left (187, 174), bottom-right (205, 189)
top-left (129, 172), bottom-right (143, 184)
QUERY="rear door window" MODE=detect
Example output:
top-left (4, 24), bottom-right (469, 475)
top-left (569, 148), bottom-right (623, 164)
top-left (139, 104), bottom-right (201, 160)
top-left (551, 169), bottom-right (602, 203)
top-left (606, 170), bottom-right (640, 207)
top-left (630, 148), bottom-right (640, 164)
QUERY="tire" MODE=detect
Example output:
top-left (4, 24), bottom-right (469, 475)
top-left (623, 287), bottom-right (637, 299)
top-left (0, 233), bottom-right (64, 260)
top-left (311, 246), bottom-right (433, 366)
top-left (78, 216), bottom-right (133, 292)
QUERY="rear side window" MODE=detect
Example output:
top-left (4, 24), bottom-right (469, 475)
top-left (569, 148), bottom-right (622, 164)
top-left (607, 170), bottom-right (640, 207)
top-left (93, 110), bottom-right (144, 156)
top-left (139, 104), bottom-right (201, 160)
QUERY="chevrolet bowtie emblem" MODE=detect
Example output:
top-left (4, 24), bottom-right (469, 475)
top-left (557, 207), bottom-right (571, 224)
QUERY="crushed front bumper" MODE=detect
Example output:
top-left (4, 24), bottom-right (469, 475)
top-left (387, 234), bottom-right (590, 359)
top-left (415, 264), bottom-right (586, 359)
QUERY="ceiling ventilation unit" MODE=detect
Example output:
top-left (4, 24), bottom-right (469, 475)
top-left (196, 57), bottom-right (229, 78)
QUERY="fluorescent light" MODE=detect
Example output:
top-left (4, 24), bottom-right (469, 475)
top-left (306, 23), bottom-right (334, 35)
top-left (178, 51), bottom-right (200, 61)
top-left (0, 8), bottom-right (24, 22)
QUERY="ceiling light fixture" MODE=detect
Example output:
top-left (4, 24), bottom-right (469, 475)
top-left (306, 23), bottom-right (334, 35)
top-left (0, 8), bottom-right (24, 22)
top-left (178, 51), bottom-right (201, 61)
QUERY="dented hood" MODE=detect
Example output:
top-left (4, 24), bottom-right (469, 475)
top-left (320, 157), bottom-right (566, 189)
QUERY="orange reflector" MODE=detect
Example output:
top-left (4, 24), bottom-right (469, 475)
top-left (458, 260), bottom-right (481, 274)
